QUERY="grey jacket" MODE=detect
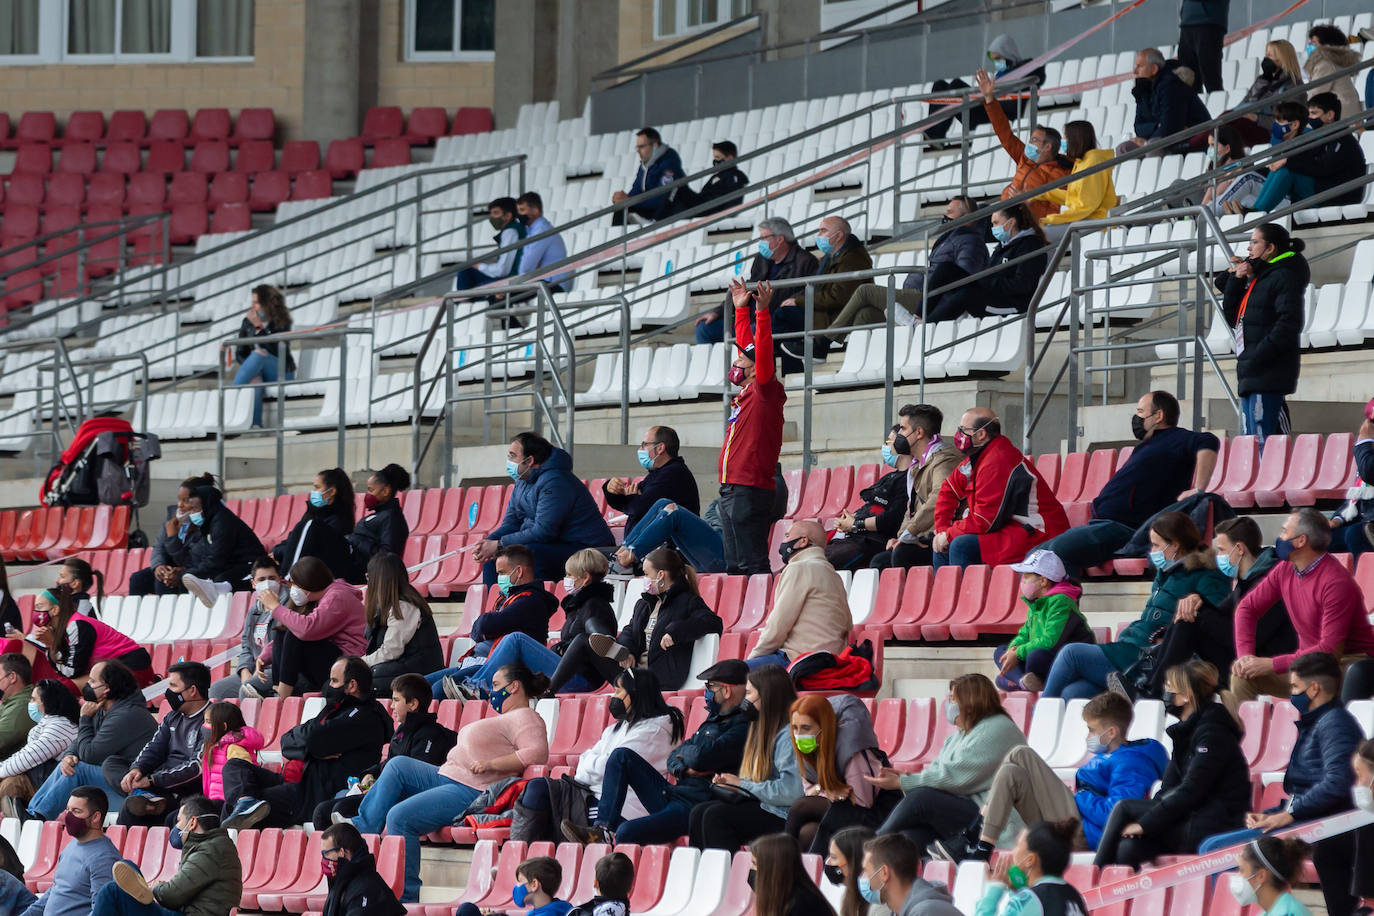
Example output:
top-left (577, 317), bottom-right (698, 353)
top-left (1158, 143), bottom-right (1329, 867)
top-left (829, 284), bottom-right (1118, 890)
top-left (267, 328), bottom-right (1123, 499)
top-left (897, 878), bottom-right (962, 916)
top-left (234, 590), bottom-right (283, 674)
top-left (67, 693), bottom-right (157, 764)
top-left (132, 704), bottom-right (208, 791)
top-left (736, 726), bottom-right (804, 819)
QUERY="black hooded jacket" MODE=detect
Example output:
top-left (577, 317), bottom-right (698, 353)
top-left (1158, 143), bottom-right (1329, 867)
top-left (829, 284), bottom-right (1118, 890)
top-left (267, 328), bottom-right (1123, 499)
top-left (165, 486), bottom-right (266, 584)
top-left (616, 580), bottom-right (722, 690)
top-left (322, 851), bottom-right (405, 916)
top-left (346, 496), bottom-right (409, 571)
top-left (273, 499), bottom-right (356, 572)
top-left (362, 710), bottom-right (457, 779)
top-left (1135, 702), bottom-right (1250, 849)
top-left (552, 579), bottom-right (617, 654)
top-left (1217, 250), bottom-right (1309, 397)
top-left (280, 693), bottom-right (394, 821)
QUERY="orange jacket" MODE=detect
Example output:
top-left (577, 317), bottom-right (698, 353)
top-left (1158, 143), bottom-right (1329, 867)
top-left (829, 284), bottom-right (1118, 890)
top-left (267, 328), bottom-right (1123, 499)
top-left (984, 98), bottom-right (1071, 222)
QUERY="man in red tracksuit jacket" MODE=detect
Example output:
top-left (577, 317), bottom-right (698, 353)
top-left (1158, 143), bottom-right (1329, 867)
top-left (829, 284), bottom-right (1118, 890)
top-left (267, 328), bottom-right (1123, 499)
top-left (717, 278), bottom-right (786, 574)
top-left (932, 406), bottom-right (1068, 568)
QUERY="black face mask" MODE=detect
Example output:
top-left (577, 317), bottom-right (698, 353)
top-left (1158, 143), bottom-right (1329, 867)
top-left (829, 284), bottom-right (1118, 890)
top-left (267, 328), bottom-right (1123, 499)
top-left (322, 685), bottom-right (348, 705)
top-left (81, 684), bottom-right (100, 703)
top-left (1134, 76), bottom-right (1153, 94)
top-left (1260, 58), bottom-right (1279, 78)
top-left (1131, 414), bottom-right (1148, 441)
top-left (823, 864), bottom-right (845, 886)
top-left (778, 538), bottom-right (805, 565)
top-left (517, 212), bottom-right (534, 226)
top-left (1162, 690), bottom-right (1185, 719)
top-left (747, 870), bottom-right (756, 891)
top-left (164, 689), bottom-right (185, 712)
top-left (738, 698), bottom-right (758, 722)
top-left (608, 698), bottom-right (628, 721)
top-left (1308, 116), bottom-right (1325, 130)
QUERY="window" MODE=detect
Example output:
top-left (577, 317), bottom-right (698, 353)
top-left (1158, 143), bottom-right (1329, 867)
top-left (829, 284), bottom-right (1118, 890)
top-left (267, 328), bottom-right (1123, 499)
top-left (655, 0), bottom-right (753, 39)
top-left (0, 0), bottom-right (253, 63)
top-left (406, 0), bottom-right (494, 60)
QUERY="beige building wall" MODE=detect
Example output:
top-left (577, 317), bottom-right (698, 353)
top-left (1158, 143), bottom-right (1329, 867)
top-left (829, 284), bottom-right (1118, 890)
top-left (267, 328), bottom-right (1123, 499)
top-left (372, 0), bottom-right (494, 112)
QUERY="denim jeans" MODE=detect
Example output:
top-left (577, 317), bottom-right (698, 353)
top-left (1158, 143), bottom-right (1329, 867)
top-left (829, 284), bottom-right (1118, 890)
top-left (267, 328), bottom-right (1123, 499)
top-left (91, 860), bottom-right (182, 916)
top-left (30, 761), bottom-right (124, 818)
top-left (0, 870), bottom-right (36, 914)
top-left (594, 747), bottom-right (691, 845)
top-left (1042, 643), bottom-right (1120, 700)
top-left (1241, 393), bottom-right (1290, 449)
top-left (1252, 167), bottom-right (1317, 213)
top-left (233, 351), bottom-right (295, 428)
top-left (454, 267), bottom-right (497, 290)
top-left (623, 498), bottom-right (726, 573)
top-left (1037, 519), bottom-right (1136, 575)
top-left (1337, 523), bottom-right (1374, 557)
top-left (745, 650), bottom-right (789, 670)
top-left (696, 316), bottom-right (725, 344)
top-left (932, 533), bottom-right (983, 570)
top-left (352, 756), bottom-right (480, 902)
top-left (993, 645), bottom-right (1057, 691)
top-left (458, 632), bottom-right (567, 694)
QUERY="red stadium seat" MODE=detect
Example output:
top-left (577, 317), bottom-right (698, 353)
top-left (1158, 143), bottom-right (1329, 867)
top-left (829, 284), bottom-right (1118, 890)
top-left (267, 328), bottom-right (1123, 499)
top-left (0, 112), bottom-right (10, 146)
top-left (209, 171), bottom-right (249, 206)
top-left (12, 144), bottom-right (52, 175)
top-left (2, 203), bottom-right (41, 239)
top-left (950, 563), bottom-right (1020, 639)
top-left (324, 137), bottom-right (364, 179)
top-left (1054, 451), bottom-right (1089, 504)
top-left (921, 563), bottom-right (989, 641)
top-left (15, 111), bottom-right (57, 145)
top-left (146, 140), bottom-right (186, 174)
top-left (63, 110), bottom-right (105, 145)
top-left (46, 173), bottom-right (86, 210)
top-left (1249, 701), bottom-right (1298, 774)
top-left (189, 108), bottom-right (232, 144)
top-left (250, 170), bottom-right (290, 211)
top-left (405, 107), bottom-right (448, 144)
top-left (1034, 453), bottom-right (1061, 493)
top-left (56, 142), bottom-right (97, 175)
top-left (280, 140), bottom-right (320, 174)
top-left (847, 463), bottom-right (881, 512)
top-left (361, 106), bottom-right (404, 143)
top-left (1269, 433), bottom-right (1321, 508)
top-left (1287, 433), bottom-right (1355, 504)
top-left (169, 203), bottom-right (208, 244)
top-left (232, 107), bottom-right (275, 144)
top-left (190, 141), bottom-right (231, 174)
top-left (149, 109), bottom-right (190, 144)
top-left (733, 574), bottom-right (772, 631)
top-left (1216, 436), bottom-right (1260, 505)
top-left (234, 139), bottom-right (275, 174)
top-left (1075, 448), bottom-right (1117, 505)
top-left (451, 107), bottom-right (494, 135)
top-left (890, 698), bottom-right (937, 767)
top-left (1248, 435), bottom-right (1292, 509)
top-left (7, 173), bottom-right (45, 207)
top-left (370, 138), bottom-right (411, 168)
top-left (862, 567), bottom-right (910, 639)
top-left (290, 169), bottom-right (331, 201)
top-left (893, 564), bottom-right (956, 640)
top-left (130, 172), bottom-right (170, 209)
top-left (170, 171), bottom-right (208, 205)
top-left (83, 204), bottom-right (124, 276)
top-left (107, 110), bottom-right (147, 144)
top-left (818, 465), bottom-right (854, 518)
top-left (793, 468), bottom-right (830, 519)
top-left (100, 141), bottom-right (142, 175)
top-left (211, 201), bottom-right (251, 234)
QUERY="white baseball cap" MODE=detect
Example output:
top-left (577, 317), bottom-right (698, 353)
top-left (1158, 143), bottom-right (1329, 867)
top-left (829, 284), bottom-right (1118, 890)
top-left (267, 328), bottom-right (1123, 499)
top-left (1010, 548), bottom-right (1067, 582)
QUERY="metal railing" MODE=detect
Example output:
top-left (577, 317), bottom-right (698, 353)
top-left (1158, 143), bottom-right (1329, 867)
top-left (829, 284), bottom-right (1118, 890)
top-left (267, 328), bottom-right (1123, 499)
top-left (0, 338), bottom-right (86, 473)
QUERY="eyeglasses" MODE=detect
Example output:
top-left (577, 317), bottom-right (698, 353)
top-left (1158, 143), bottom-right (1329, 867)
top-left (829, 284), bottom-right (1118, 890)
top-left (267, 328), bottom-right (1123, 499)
top-left (321, 845), bottom-right (341, 859)
top-left (638, 441), bottom-right (660, 450)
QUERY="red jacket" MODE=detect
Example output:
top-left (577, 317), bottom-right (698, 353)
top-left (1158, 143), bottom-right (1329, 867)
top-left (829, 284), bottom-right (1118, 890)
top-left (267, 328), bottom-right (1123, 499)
top-left (933, 434), bottom-right (1068, 565)
top-left (718, 304), bottom-right (786, 489)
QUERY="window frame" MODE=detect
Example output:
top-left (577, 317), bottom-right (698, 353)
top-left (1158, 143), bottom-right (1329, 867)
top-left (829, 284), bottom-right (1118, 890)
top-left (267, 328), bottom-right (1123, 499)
top-left (653, 0), bottom-right (753, 41)
top-left (403, 0), bottom-right (496, 63)
top-left (0, 1), bottom-right (254, 65)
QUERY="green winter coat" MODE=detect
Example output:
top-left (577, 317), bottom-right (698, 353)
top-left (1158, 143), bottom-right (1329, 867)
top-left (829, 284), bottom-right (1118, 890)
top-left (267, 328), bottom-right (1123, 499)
top-left (153, 827), bottom-right (242, 916)
top-left (1006, 582), bottom-right (1094, 660)
top-left (1101, 553), bottom-right (1232, 671)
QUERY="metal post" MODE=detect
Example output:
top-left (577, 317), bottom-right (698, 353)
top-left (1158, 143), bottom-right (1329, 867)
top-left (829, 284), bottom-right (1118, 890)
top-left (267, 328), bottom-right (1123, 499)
top-left (216, 351), bottom-right (226, 488)
top-left (802, 283), bottom-right (815, 473)
top-left (337, 334), bottom-right (348, 479)
top-left (1192, 222), bottom-right (1206, 430)
top-left (413, 178), bottom-right (424, 283)
top-left (444, 299), bottom-right (455, 486)
top-left (883, 274), bottom-right (895, 425)
top-left (276, 345), bottom-right (287, 495)
top-left (1067, 232), bottom-right (1082, 452)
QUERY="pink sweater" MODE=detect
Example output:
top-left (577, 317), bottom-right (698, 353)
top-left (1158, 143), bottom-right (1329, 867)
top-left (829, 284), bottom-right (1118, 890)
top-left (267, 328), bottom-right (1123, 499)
top-left (77, 613), bottom-right (142, 660)
top-left (202, 726), bottom-right (264, 800)
top-left (261, 580), bottom-right (367, 663)
top-left (438, 707), bottom-right (549, 789)
top-left (1234, 553), bottom-right (1374, 672)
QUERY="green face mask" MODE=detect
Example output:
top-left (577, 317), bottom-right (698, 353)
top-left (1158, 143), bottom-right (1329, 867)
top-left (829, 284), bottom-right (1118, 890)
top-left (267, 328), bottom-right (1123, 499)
top-left (489, 217), bottom-right (504, 230)
top-left (1007, 865), bottom-right (1029, 891)
top-left (795, 734), bottom-right (818, 754)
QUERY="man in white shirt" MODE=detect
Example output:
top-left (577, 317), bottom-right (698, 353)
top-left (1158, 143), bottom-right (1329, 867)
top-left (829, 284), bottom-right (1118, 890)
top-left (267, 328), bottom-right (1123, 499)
top-left (455, 197), bottom-right (527, 291)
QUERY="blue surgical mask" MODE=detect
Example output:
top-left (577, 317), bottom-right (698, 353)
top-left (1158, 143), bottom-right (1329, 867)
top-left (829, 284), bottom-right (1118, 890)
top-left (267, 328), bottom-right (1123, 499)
top-left (1274, 536), bottom-right (1295, 561)
top-left (491, 686), bottom-right (512, 713)
top-left (1149, 549), bottom-right (1168, 570)
top-left (1290, 689), bottom-right (1313, 714)
top-left (757, 239), bottom-right (774, 259)
top-left (309, 490), bottom-right (327, 508)
top-left (169, 825), bottom-right (184, 850)
top-left (704, 686), bottom-right (720, 716)
top-left (1206, 146), bottom-right (1218, 163)
top-left (1305, 42), bottom-right (1317, 56)
top-left (816, 234), bottom-right (834, 256)
top-left (859, 875), bottom-right (883, 904)
top-left (1059, 139), bottom-right (1069, 155)
top-left (27, 702), bottom-right (40, 724)
top-left (992, 57), bottom-right (1008, 73)
top-left (1085, 733), bottom-right (1106, 755)
top-left (881, 444), bottom-right (899, 468)
top-left (991, 223), bottom-right (1011, 244)
top-left (1216, 550), bottom-right (1238, 578)
top-left (189, 512), bottom-right (204, 527)
top-left (506, 459), bottom-right (522, 482)
top-left (637, 448), bottom-right (654, 471)
top-left (497, 574), bottom-right (514, 596)
top-left (1025, 142), bottom-right (1040, 162)
top-left (512, 883), bottom-right (530, 908)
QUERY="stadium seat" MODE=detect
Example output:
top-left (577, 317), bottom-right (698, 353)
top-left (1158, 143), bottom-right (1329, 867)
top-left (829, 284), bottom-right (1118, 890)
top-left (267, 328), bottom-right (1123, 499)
top-left (148, 109), bottom-right (189, 144)
top-left (169, 203), bottom-right (209, 244)
top-left (290, 169), bottom-right (331, 200)
top-left (361, 106), bottom-right (405, 143)
top-left (1215, 435), bottom-right (1260, 503)
top-left (451, 107), bottom-right (494, 135)
top-left (250, 171), bottom-right (291, 211)
top-left (189, 108), bottom-right (232, 144)
top-left (100, 141), bottom-right (143, 175)
top-left (1246, 434), bottom-right (1292, 509)
top-left (405, 106), bottom-right (448, 144)
top-left (0, 112), bottom-right (10, 146)
top-left (921, 563), bottom-right (989, 641)
top-left (370, 138), bottom-right (411, 168)
top-left (232, 107), bottom-right (276, 144)
top-left (1269, 433), bottom-right (1321, 507)
top-left (190, 141), bottom-right (231, 174)
top-left (892, 564), bottom-right (956, 640)
top-left (324, 137), bottom-right (364, 178)
top-left (83, 204), bottom-right (124, 276)
top-left (211, 202), bottom-right (251, 234)
top-left (55, 142), bottom-right (97, 175)
top-left (129, 172), bottom-right (170, 209)
top-left (11, 144), bottom-right (52, 175)
top-left (234, 139), bottom-right (276, 173)
top-left (146, 140), bottom-right (187, 174)
top-left (209, 171), bottom-right (250, 206)
top-left (170, 171), bottom-right (209, 205)
top-left (63, 110), bottom-right (104, 145)
top-left (2, 203), bottom-right (40, 240)
top-left (14, 111), bottom-right (56, 145)
top-left (107, 110), bottom-right (148, 144)
top-left (279, 139), bottom-right (320, 174)
top-left (45, 173), bottom-right (86, 210)
top-left (7, 173), bottom-right (45, 207)
top-left (1287, 433), bottom-right (1355, 504)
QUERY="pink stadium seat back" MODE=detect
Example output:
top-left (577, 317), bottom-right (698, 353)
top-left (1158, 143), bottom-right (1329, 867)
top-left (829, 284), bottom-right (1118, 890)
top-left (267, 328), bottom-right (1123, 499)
top-left (149, 109), bottom-right (189, 143)
top-left (921, 563), bottom-right (989, 641)
top-left (782, 467), bottom-right (803, 517)
top-left (1215, 435), bottom-right (1260, 502)
top-left (404, 106), bottom-right (448, 144)
top-left (211, 201), bottom-right (251, 234)
top-left (12, 143), bottom-right (53, 175)
top-left (169, 203), bottom-right (208, 244)
top-left (793, 468), bottom-right (830, 519)
top-left (169, 171), bottom-right (209, 205)
top-left (889, 697), bottom-right (936, 768)
top-left (370, 138), bottom-right (411, 168)
top-left (1034, 452), bottom-right (1061, 493)
top-left (279, 140), bottom-right (321, 173)
top-left (234, 139), bottom-right (276, 174)
top-left (1249, 434), bottom-right (1292, 508)
top-left (361, 106), bottom-right (404, 143)
top-left (451, 107), bottom-right (494, 135)
top-left (56, 142), bottom-right (97, 175)
top-left (819, 465), bottom-right (854, 518)
top-left (15, 111), bottom-right (57, 144)
top-left (863, 566), bottom-right (908, 639)
top-left (1075, 448), bottom-right (1117, 505)
top-left (146, 140), bottom-right (187, 174)
top-left (324, 137), bottom-right (365, 179)
top-left (290, 169), bottom-right (331, 200)
top-left (87, 172), bottom-right (127, 209)
top-left (44, 172), bottom-right (83, 210)
top-left (950, 563), bottom-right (1020, 639)
top-left (232, 107), bottom-right (275, 144)
top-left (190, 141), bottom-right (231, 174)
top-left (107, 110), bottom-right (148, 144)
top-left (893, 564), bottom-right (955, 640)
top-left (7, 173), bottom-right (45, 207)
top-left (248, 170), bottom-right (290, 211)
top-left (1055, 451), bottom-right (1088, 504)
top-left (189, 108), bottom-right (232, 144)
top-left (63, 110), bottom-right (104, 144)
top-left (1272, 433), bottom-right (1320, 505)
top-left (1287, 432), bottom-right (1354, 504)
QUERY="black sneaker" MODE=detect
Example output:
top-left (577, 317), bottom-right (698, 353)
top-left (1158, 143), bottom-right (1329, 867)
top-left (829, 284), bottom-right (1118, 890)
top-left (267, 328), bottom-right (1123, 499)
top-left (930, 836), bottom-right (970, 862)
top-left (561, 819), bottom-right (613, 846)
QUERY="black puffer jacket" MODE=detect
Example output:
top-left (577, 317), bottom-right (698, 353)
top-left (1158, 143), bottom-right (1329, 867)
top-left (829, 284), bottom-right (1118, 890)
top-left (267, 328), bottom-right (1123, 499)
top-left (274, 499), bottom-right (355, 572)
top-left (362, 710), bottom-right (457, 778)
top-left (347, 497), bottom-right (408, 566)
top-left (322, 851), bottom-right (405, 916)
top-left (616, 580), bottom-right (723, 690)
top-left (552, 580), bottom-right (617, 654)
top-left (165, 486), bottom-right (266, 584)
top-left (1217, 249), bottom-right (1309, 397)
top-left (280, 693), bottom-right (394, 821)
top-left (1135, 702), bottom-right (1250, 850)
top-left (938, 231), bottom-right (1048, 318)
top-left (850, 467), bottom-right (911, 542)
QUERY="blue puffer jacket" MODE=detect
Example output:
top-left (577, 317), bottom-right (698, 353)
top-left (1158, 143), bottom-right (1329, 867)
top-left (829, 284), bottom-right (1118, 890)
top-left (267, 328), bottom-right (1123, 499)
top-left (1282, 699), bottom-right (1362, 819)
top-left (627, 145), bottom-right (686, 221)
top-left (491, 448), bottom-right (614, 549)
top-left (1074, 738), bottom-right (1170, 848)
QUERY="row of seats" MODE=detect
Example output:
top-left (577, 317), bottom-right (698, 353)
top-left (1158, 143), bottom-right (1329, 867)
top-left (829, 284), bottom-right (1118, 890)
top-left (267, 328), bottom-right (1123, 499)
top-left (0, 108), bottom-right (275, 149)
top-left (0, 503), bottom-right (129, 561)
top-left (360, 105), bottom-right (496, 145)
top-left (0, 168), bottom-right (332, 213)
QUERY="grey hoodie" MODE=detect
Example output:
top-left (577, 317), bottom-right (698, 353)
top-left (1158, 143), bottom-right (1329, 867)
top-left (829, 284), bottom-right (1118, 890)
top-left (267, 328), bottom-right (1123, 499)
top-left (897, 878), bottom-right (962, 916)
top-left (987, 34), bottom-right (1023, 64)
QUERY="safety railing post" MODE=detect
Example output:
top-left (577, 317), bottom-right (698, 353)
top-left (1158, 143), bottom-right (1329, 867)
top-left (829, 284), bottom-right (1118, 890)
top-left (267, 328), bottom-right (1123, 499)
top-left (216, 352), bottom-right (226, 488)
top-left (1067, 232), bottom-right (1082, 452)
top-left (443, 297), bottom-right (455, 487)
top-left (1192, 222), bottom-right (1207, 430)
top-left (802, 283), bottom-right (815, 473)
top-left (277, 346), bottom-right (287, 496)
top-left (884, 273), bottom-right (895, 424)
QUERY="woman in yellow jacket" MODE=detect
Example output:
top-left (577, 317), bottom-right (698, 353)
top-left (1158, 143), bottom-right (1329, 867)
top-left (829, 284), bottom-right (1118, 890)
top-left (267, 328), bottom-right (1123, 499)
top-left (1037, 120), bottom-right (1118, 242)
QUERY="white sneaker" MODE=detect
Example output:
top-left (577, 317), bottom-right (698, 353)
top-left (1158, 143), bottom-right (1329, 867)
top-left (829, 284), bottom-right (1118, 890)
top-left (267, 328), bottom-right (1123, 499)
top-left (331, 811), bottom-right (353, 826)
top-left (182, 574), bottom-right (231, 609)
top-left (239, 680), bottom-right (264, 700)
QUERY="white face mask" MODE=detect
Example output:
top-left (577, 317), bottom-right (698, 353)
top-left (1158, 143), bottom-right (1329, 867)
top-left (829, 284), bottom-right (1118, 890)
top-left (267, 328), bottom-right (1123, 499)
top-left (254, 579), bottom-right (280, 594)
top-left (1355, 783), bottom-right (1374, 813)
top-left (1227, 873), bottom-right (1259, 906)
top-left (944, 700), bottom-right (960, 725)
top-left (562, 576), bottom-right (578, 595)
top-left (289, 585), bottom-right (309, 606)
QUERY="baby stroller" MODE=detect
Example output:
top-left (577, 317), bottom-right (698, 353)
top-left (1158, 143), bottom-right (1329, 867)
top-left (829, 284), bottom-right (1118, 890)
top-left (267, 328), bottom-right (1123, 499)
top-left (39, 417), bottom-right (161, 546)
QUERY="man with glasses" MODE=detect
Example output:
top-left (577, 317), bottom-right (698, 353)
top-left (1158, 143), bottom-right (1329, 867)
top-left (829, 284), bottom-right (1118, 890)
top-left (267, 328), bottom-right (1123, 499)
top-left (610, 427), bottom-right (720, 574)
top-left (611, 127), bottom-right (685, 226)
top-left (932, 407), bottom-right (1068, 569)
top-left (695, 217), bottom-right (818, 344)
top-left (318, 822), bottom-right (405, 916)
top-left (771, 215), bottom-right (872, 373)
